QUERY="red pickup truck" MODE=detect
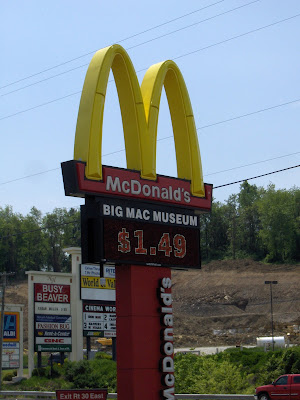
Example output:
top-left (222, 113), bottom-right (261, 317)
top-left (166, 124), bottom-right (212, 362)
top-left (255, 374), bottom-right (300, 400)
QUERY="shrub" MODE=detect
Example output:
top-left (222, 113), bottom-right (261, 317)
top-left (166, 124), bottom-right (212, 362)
top-left (94, 352), bottom-right (112, 360)
top-left (64, 358), bottom-right (116, 391)
top-left (2, 372), bottom-right (15, 381)
top-left (32, 368), bottom-right (47, 377)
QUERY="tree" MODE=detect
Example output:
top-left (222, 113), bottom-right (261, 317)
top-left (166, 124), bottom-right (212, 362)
top-left (257, 185), bottom-right (299, 262)
top-left (0, 206), bottom-right (23, 277)
top-left (43, 208), bottom-right (80, 272)
top-left (18, 207), bottom-right (47, 275)
top-left (237, 181), bottom-right (262, 258)
top-left (200, 200), bottom-right (229, 261)
top-left (225, 194), bottom-right (239, 259)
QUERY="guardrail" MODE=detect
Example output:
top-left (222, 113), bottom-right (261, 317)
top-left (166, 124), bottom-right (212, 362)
top-left (0, 391), bottom-right (254, 400)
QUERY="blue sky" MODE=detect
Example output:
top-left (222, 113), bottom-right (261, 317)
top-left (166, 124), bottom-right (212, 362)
top-left (1, 0), bottom-right (299, 215)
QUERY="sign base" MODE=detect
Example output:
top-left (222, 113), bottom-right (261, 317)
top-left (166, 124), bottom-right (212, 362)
top-left (116, 264), bottom-right (172, 400)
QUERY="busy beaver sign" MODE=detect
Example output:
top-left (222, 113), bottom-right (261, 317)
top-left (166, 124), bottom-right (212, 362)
top-left (62, 44), bottom-right (212, 400)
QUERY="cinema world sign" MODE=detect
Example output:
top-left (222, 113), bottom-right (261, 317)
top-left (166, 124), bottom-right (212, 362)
top-left (62, 43), bottom-right (212, 211)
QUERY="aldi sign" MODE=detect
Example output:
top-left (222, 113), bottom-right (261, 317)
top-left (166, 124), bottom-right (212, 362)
top-left (2, 313), bottom-right (19, 341)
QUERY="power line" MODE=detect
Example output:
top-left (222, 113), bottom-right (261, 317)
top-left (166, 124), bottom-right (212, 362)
top-left (0, 165), bottom-right (298, 240)
top-left (156, 97), bottom-right (300, 140)
top-left (214, 164), bottom-right (300, 189)
top-left (197, 99), bottom-right (300, 131)
top-left (0, 91), bottom-right (81, 122)
top-left (0, 168), bottom-right (60, 185)
top-left (205, 151), bottom-right (300, 177)
top-left (0, 64), bottom-right (87, 98)
top-left (0, 89), bottom-right (299, 186)
top-left (0, 0), bottom-right (259, 98)
top-left (0, 142), bottom-right (299, 186)
top-left (1, 11), bottom-right (299, 121)
top-left (126, 0), bottom-right (260, 52)
top-left (0, 0), bottom-right (226, 91)
top-left (172, 12), bottom-right (300, 62)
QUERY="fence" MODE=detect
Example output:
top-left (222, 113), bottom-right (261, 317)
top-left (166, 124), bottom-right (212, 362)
top-left (0, 391), bottom-right (254, 400)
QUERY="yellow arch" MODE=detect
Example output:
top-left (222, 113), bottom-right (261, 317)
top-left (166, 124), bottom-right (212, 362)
top-left (74, 44), bottom-right (205, 197)
top-left (141, 60), bottom-right (204, 197)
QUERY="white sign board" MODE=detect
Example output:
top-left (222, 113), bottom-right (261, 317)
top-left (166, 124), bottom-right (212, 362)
top-left (35, 303), bottom-right (71, 315)
top-left (80, 264), bottom-right (115, 301)
top-left (2, 342), bottom-right (20, 369)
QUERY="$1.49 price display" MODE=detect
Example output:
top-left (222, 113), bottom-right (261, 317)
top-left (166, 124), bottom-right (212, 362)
top-left (102, 219), bottom-right (200, 268)
top-left (118, 229), bottom-right (186, 258)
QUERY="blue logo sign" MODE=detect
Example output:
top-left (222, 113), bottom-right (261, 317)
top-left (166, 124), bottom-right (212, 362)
top-left (3, 314), bottom-right (17, 339)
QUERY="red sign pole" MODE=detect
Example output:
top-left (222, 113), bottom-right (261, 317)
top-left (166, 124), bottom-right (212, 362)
top-left (116, 264), bottom-right (173, 400)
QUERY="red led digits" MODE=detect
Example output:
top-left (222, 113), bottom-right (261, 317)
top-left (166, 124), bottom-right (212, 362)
top-left (134, 230), bottom-right (147, 255)
top-left (117, 228), bottom-right (186, 259)
top-left (158, 233), bottom-right (172, 257)
top-left (173, 234), bottom-right (186, 258)
top-left (104, 218), bottom-right (200, 267)
top-left (118, 228), bottom-right (131, 253)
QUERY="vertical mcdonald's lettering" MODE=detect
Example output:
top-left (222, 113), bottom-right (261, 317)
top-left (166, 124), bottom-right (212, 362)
top-left (61, 44), bottom-right (212, 400)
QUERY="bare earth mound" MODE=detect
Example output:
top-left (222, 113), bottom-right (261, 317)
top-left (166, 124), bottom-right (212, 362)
top-left (5, 260), bottom-right (300, 350)
top-left (172, 259), bottom-right (300, 347)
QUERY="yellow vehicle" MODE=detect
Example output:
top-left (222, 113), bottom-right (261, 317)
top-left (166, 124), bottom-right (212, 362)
top-left (96, 337), bottom-right (112, 346)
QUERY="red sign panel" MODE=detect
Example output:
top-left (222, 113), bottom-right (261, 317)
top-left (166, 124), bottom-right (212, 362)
top-left (34, 284), bottom-right (70, 303)
top-left (62, 161), bottom-right (212, 212)
top-left (102, 219), bottom-right (200, 268)
top-left (56, 390), bottom-right (107, 400)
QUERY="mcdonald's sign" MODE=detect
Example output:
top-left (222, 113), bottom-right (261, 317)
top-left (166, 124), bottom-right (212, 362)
top-left (62, 44), bottom-right (212, 210)
top-left (62, 44), bottom-right (212, 268)
top-left (61, 44), bottom-right (213, 400)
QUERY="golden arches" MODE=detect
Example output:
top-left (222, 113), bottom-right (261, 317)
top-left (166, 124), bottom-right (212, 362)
top-left (74, 44), bottom-right (205, 197)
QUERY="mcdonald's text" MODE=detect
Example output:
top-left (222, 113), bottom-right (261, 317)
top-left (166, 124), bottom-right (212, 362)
top-left (159, 277), bottom-right (175, 399)
top-left (62, 161), bottom-right (212, 212)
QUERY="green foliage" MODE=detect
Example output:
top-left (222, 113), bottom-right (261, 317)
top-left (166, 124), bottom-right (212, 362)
top-left (0, 206), bottom-right (80, 277)
top-left (43, 207), bottom-right (81, 272)
top-left (174, 352), bottom-right (253, 394)
top-left (199, 201), bottom-right (229, 260)
top-left (2, 371), bottom-right (15, 381)
top-left (257, 185), bottom-right (299, 262)
top-left (32, 364), bottom-right (62, 378)
top-left (23, 353), bottom-right (48, 368)
top-left (199, 183), bottom-right (299, 263)
top-left (94, 351), bottom-right (113, 360)
top-left (14, 376), bottom-right (71, 391)
top-left (32, 367), bottom-right (47, 377)
top-left (6, 347), bottom-right (300, 394)
top-left (0, 183), bottom-right (298, 275)
top-left (64, 358), bottom-right (116, 391)
top-left (175, 346), bottom-right (300, 394)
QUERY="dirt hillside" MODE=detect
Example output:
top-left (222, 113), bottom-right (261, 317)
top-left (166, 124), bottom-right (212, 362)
top-left (172, 259), bottom-right (300, 347)
top-left (5, 259), bottom-right (300, 349)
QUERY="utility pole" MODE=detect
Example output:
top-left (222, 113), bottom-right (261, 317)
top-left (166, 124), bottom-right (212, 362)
top-left (0, 272), bottom-right (15, 390)
top-left (265, 280), bottom-right (278, 351)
